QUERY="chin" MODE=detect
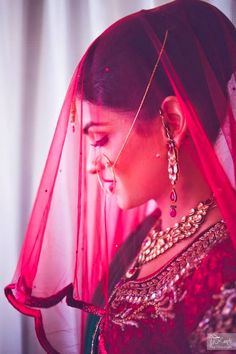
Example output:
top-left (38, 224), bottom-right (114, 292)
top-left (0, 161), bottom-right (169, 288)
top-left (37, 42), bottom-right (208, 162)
top-left (116, 193), bottom-right (146, 210)
top-left (116, 197), bottom-right (131, 210)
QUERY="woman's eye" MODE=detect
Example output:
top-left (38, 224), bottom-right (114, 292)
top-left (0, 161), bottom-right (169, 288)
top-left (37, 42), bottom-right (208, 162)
top-left (90, 135), bottom-right (109, 147)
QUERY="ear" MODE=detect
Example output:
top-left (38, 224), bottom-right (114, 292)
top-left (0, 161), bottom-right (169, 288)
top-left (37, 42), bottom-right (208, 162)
top-left (161, 96), bottom-right (187, 147)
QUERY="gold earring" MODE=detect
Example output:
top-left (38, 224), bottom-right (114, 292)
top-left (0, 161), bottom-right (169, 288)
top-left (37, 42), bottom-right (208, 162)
top-left (159, 109), bottom-right (179, 217)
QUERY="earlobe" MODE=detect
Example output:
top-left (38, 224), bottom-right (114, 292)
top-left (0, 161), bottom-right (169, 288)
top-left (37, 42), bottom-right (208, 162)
top-left (160, 96), bottom-right (187, 147)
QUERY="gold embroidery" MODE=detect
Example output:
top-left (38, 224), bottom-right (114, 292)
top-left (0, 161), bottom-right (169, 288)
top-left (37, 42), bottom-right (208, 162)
top-left (190, 280), bottom-right (236, 354)
top-left (109, 221), bottom-right (227, 329)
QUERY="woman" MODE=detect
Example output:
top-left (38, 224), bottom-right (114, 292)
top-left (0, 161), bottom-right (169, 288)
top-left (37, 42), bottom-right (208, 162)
top-left (5, 0), bottom-right (236, 353)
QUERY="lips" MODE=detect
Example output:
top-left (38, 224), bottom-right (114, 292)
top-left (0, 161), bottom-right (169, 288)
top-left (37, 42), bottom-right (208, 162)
top-left (103, 179), bottom-right (116, 194)
top-left (96, 174), bottom-right (116, 194)
top-left (108, 184), bottom-right (115, 193)
top-left (102, 178), bottom-right (114, 183)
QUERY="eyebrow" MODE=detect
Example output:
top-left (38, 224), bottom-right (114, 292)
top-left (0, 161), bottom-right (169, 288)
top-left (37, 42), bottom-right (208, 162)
top-left (83, 121), bottom-right (109, 134)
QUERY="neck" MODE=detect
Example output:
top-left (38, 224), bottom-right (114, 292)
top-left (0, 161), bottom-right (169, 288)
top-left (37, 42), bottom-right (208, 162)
top-left (156, 142), bottom-right (222, 230)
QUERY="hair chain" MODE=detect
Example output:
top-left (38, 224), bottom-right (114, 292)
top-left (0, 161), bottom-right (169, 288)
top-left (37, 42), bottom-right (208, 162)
top-left (113, 30), bottom-right (169, 167)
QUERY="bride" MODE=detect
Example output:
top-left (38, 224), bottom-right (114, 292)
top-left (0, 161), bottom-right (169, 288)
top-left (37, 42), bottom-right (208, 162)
top-left (5, 1), bottom-right (236, 353)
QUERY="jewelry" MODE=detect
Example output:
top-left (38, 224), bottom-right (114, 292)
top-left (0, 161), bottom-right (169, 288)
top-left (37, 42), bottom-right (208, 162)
top-left (126, 197), bottom-right (216, 279)
top-left (96, 153), bottom-right (116, 194)
top-left (160, 109), bottom-right (179, 217)
top-left (95, 31), bottom-right (169, 195)
top-left (112, 30), bottom-right (169, 169)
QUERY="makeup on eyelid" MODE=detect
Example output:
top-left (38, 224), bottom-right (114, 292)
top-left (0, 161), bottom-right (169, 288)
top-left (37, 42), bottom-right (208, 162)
top-left (90, 135), bottom-right (109, 147)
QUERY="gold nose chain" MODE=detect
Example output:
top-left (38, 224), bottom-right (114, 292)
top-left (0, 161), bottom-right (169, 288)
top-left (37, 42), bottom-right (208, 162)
top-left (126, 197), bottom-right (216, 279)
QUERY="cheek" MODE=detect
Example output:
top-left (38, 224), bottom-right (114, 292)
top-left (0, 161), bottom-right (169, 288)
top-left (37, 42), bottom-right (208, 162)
top-left (135, 156), bottom-right (168, 191)
top-left (112, 129), bottom-right (169, 208)
top-left (114, 151), bottom-right (169, 209)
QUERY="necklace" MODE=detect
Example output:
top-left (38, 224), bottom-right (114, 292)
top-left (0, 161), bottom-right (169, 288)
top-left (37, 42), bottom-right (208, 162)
top-left (126, 197), bottom-right (216, 279)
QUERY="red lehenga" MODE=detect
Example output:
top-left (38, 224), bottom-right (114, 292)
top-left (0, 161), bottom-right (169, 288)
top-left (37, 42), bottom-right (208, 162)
top-left (5, 1), bottom-right (236, 353)
top-left (88, 221), bottom-right (236, 354)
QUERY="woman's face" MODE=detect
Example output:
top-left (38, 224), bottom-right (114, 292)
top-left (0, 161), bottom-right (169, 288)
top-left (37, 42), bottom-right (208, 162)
top-left (83, 102), bottom-right (169, 209)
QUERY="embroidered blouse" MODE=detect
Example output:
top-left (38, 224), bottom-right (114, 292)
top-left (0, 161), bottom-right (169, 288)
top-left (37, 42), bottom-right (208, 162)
top-left (90, 221), bottom-right (236, 354)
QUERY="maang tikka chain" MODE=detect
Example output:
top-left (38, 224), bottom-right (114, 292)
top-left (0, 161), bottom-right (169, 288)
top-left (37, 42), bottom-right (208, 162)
top-left (93, 31), bottom-right (169, 195)
top-left (160, 109), bottom-right (179, 217)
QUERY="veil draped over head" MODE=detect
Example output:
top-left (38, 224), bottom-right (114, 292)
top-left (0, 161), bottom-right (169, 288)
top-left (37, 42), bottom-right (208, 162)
top-left (5, 1), bottom-right (236, 353)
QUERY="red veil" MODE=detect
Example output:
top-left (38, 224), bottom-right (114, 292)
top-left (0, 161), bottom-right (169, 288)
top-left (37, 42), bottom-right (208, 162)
top-left (5, 1), bottom-right (236, 353)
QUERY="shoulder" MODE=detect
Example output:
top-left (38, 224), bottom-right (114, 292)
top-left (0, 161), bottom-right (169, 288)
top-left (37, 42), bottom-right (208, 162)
top-left (188, 275), bottom-right (236, 353)
top-left (181, 235), bottom-right (236, 352)
top-left (185, 235), bottom-right (236, 299)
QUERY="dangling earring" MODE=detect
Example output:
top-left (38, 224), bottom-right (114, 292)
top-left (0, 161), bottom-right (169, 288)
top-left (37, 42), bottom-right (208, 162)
top-left (159, 109), bottom-right (179, 217)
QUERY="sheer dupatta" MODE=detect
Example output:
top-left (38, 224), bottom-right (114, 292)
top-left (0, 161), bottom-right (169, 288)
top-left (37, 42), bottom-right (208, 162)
top-left (5, 1), bottom-right (236, 353)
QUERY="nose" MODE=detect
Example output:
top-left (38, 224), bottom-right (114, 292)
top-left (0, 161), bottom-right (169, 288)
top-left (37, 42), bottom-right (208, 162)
top-left (87, 160), bottom-right (98, 174)
top-left (87, 148), bottom-right (102, 174)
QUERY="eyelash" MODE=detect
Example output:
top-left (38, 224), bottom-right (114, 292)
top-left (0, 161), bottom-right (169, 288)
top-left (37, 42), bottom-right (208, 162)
top-left (90, 135), bottom-right (109, 147)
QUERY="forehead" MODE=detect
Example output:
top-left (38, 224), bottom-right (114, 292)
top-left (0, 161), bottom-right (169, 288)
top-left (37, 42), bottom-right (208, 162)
top-left (82, 101), bottom-right (131, 129)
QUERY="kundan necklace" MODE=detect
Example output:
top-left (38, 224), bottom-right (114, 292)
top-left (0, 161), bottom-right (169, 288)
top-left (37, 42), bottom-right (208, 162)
top-left (125, 197), bottom-right (216, 279)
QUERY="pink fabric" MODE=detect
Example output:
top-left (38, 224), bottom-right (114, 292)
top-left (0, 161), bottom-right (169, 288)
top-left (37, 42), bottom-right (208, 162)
top-left (5, 1), bottom-right (236, 353)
